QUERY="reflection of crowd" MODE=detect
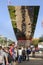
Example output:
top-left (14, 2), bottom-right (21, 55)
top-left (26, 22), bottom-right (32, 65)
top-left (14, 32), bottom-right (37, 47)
top-left (0, 42), bottom-right (35, 65)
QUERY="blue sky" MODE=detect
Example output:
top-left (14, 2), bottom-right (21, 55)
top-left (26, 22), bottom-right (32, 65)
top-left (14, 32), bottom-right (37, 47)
top-left (0, 0), bottom-right (43, 42)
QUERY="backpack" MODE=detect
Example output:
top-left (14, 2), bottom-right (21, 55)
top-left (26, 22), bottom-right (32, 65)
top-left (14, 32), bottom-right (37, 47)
top-left (0, 51), bottom-right (3, 64)
top-left (27, 49), bottom-right (31, 54)
top-left (22, 50), bottom-right (25, 55)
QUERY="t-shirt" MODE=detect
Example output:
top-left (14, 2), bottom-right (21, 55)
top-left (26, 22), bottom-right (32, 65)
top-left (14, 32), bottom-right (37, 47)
top-left (18, 49), bottom-right (22, 55)
top-left (9, 47), bottom-right (14, 56)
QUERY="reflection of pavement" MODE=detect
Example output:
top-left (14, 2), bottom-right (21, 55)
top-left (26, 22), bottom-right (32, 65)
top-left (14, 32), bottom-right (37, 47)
top-left (17, 60), bottom-right (43, 65)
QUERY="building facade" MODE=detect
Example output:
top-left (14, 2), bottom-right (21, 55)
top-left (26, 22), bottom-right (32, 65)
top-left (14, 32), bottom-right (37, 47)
top-left (8, 6), bottom-right (40, 47)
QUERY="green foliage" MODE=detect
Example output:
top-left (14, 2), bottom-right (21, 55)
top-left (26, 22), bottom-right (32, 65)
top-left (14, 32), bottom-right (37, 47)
top-left (32, 39), bottom-right (39, 47)
top-left (12, 21), bottom-right (17, 28)
top-left (8, 6), bottom-right (17, 29)
top-left (0, 38), bottom-right (3, 43)
top-left (39, 36), bottom-right (43, 42)
top-left (8, 6), bottom-right (16, 19)
top-left (0, 37), bottom-right (14, 46)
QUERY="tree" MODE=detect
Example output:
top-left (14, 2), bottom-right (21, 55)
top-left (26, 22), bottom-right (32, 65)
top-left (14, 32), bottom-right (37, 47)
top-left (0, 37), bottom-right (3, 45)
top-left (39, 36), bottom-right (43, 42)
top-left (32, 39), bottom-right (39, 47)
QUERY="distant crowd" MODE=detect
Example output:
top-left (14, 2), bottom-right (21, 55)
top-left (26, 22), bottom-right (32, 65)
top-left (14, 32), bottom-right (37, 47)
top-left (0, 42), bottom-right (36, 65)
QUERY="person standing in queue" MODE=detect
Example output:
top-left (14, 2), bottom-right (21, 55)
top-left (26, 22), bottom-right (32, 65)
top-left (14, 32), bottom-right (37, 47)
top-left (0, 45), bottom-right (9, 65)
top-left (26, 46), bottom-right (31, 61)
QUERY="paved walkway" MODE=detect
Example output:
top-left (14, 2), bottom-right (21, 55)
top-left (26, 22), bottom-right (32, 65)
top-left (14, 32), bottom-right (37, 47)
top-left (17, 60), bottom-right (43, 65)
top-left (29, 52), bottom-right (43, 58)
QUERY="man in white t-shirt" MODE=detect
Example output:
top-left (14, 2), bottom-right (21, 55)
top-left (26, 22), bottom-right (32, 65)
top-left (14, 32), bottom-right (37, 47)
top-left (18, 48), bottom-right (22, 63)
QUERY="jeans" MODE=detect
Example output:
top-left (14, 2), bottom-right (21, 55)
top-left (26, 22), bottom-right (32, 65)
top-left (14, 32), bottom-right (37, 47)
top-left (18, 55), bottom-right (22, 63)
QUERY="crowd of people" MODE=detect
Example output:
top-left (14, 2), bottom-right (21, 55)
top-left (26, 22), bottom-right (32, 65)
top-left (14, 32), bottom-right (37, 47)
top-left (0, 42), bottom-right (35, 65)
